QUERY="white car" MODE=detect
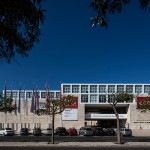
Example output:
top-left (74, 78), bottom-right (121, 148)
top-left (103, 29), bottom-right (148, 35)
top-left (43, 128), bottom-right (52, 135)
top-left (0, 128), bottom-right (15, 136)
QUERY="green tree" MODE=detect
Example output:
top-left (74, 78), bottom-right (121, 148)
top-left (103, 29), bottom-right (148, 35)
top-left (0, 0), bottom-right (45, 63)
top-left (0, 98), bottom-right (17, 113)
top-left (90, 0), bottom-right (149, 28)
top-left (108, 93), bottom-right (133, 144)
top-left (36, 95), bottom-right (75, 144)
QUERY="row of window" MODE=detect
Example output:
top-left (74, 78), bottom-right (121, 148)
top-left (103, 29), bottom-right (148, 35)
top-left (63, 85), bottom-right (150, 94)
top-left (4, 91), bottom-right (60, 99)
top-left (81, 94), bottom-right (133, 103)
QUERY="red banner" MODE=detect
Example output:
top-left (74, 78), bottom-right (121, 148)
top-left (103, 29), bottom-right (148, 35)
top-left (137, 96), bottom-right (150, 109)
top-left (65, 97), bottom-right (78, 109)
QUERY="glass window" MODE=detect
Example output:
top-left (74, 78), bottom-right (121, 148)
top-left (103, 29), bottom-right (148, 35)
top-left (99, 95), bottom-right (106, 103)
top-left (39, 102), bottom-right (45, 109)
top-left (108, 95), bottom-right (113, 103)
top-left (99, 85), bottom-right (106, 93)
top-left (26, 92), bottom-right (32, 98)
top-left (90, 95), bottom-right (97, 103)
top-left (135, 85), bottom-right (142, 93)
top-left (50, 92), bottom-right (54, 98)
top-left (12, 92), bottom-right (18, 98)
top-left (63, 85), bottom-right (71, 93)
top-left (81, 94), bottom-right (88, 103)
top-left (20, 92), bottom-right (25, 98)
top-left (56, 92), bottom-right (60, 98)
top-left (90, 85), bottom-right (97, 93)
top-left (41, 92), bottom-right (46, 98)
top-left (117, 85), bottom-right (124, 93)
top-left (81, 85), bottom-right (88, 93)
top-left (108, 85), bottom-right (115, 93)
top-left (6, 92), bottom-right (10, 98)
top-left (72, 85), bottom-right (79, 93)
top-left (144, 85), bottom-right (150, 93)
top-left (126, 85), bottom-right (133, 93)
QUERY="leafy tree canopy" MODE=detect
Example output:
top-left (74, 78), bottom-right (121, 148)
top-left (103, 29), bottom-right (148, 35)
top-left (0, 0), bottom-right (45, 63)
top-left (0, 98), bottom-right (17, 113)
top-left (90, 0), bottom-right (150, 28)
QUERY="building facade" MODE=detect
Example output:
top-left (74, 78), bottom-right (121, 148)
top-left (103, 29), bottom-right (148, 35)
top-left (0, 83), bottom-right (150, 131)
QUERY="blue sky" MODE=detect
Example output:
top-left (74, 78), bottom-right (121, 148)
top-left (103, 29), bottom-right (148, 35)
top-left (1, 0), bottom-right (150, 90)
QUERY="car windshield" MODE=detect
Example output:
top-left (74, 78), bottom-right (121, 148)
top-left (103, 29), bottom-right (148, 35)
top-left (21, 128), bottom-right (28, 131)
top-left (125, 129), bottom-right (131, 131)
top-left (5, 128), bottom-right (12, 130)
top-left (47, 128), bottom-right (52, 130)
top-left (86, 128), bottom-right (92, 131)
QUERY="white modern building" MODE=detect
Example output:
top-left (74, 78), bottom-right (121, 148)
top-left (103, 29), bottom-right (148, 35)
top-left (0, 83), bottom-right (150, 131)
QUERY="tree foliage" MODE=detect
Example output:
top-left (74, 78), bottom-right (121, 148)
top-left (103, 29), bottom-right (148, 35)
top-left (108, 92), bottom-right (133, 144)
top-left (36, 95), bottom-right (75, 144)
top-left (0, 0), bottom-right (45, 63)
top-left (0, 98), bottom-right (17, 113)
top-left (36, 95), bottom-right (75, 116)
top-left (90, 0), bottom-right (150, 28)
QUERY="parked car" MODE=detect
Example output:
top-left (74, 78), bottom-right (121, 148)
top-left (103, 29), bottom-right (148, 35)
top-left (79, 127), bottom-right (93, 136)
top-left (92, 127), bottom-right (104, 136)
top-left (120, 128), bottom-right (132, 137)
top-left (55, 127), bottom-right (68, 136)
top-left (20, 128), bottom-right (29, 135)
top-left (67, 128), bottom-right (78, 136)
top-left (33, 127), bottom-right (42, 136)
top-left (103, 128), bottom-right (116, 136)
top-left (43, 128), bottom-right (52, 136)
top-left (0, 128), bottom-right (15, 136)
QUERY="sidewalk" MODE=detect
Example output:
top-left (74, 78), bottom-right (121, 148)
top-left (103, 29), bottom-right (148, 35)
top-left (0, 142), bottom-right (150, 147)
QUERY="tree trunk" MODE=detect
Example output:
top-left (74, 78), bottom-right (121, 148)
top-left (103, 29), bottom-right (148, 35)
top-left (51, 105), bottom-right (55, 144)
top-left (112, 105), bottom-right (121, 144)
top-left (51, 114), bottom-right (55, 144)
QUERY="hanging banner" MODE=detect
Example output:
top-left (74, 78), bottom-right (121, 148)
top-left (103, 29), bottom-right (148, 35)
top-left (137, 96), bottom-right (150, 109)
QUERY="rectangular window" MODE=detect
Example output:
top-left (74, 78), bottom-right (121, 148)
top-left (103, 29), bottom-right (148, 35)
top-left (56, 92), bottom-right (60, 98)
top-left (99, 95), bottom-right (106, 103)
top-left (126, 85), bottom-right (133, 93)
top-left (90, 85), bottom-right (97, 93)
top-left (39, 102), bottom-right (45, 109)
top-left (50, 92), bottom-right (54, 98)
top-left (135, 85), bottom-right (142, 93)
top-left (108, 95), bottom-right (113, 103)
top-left (99, 85), bottom-right (106, 93)
top-left (117, 85), bottom-right (124, 93)
top-left (90, 95), bottom-right (97, 103)
top-left (63, 85), bottom-right (71, 93)
top-left (26, 92), bottom-right (32, 98)
top-left (81, 94), bottom-right (88, 103)
top-left (12, 92), bottom-right (18, 98)
top-left (108, 85), bottom-right (115, 93)
top-left (81, 85), bottom-right (88, 93)
top-left (20, 92), bottom-right (25, 98)
top-left (72, 85), bottom-right (79, 93)
top-left (144, 85), bottom-right (150, 93)
top-left (41, 92), bottom-right (46, 98)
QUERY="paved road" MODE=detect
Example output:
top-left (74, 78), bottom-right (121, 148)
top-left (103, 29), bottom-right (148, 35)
top-left (0, 135), bottom-right (150, 143)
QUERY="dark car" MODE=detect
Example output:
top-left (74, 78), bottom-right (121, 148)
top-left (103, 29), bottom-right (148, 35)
top-left (67, 128), bottom-right (78, 136)
top-left (103, 128), bottom-right (115, 136)
top-left (92, 127), bottom-right (104, 136)
top-left (55, 127), bottom-right (68, 136)
top-left (20, 128), bottom-right (29, 135)
top-left (33, 127), bottom-right (42, 136)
